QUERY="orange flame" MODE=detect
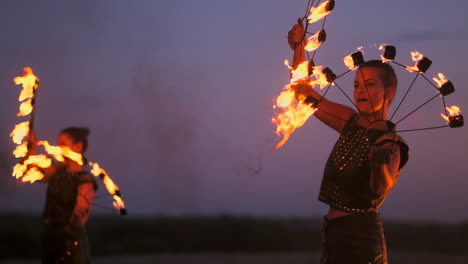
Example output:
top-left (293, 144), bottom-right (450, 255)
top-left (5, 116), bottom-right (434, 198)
top-left (18, 99), bottom-right (33, 117)
top-left (273, 100), bottom-right (318, 149)
top-left (10, 68), bottom-right (40, 183)
top-left (273, 60), bottom-right (333, 149)
top-left (343, 54), bottom-right (354, 70)
top-left (10, 121), bottom-right (30, 145)
top-left (14, 67), bottom-right (39, 102)
top-left (13, 142), bottom-right (28, 158)
top-left (406, 51), bottom-right (424, 72)
top-left (441, 105), bottom-right (461, 123)
top-left (289, 61), bottom-right (309, 83)
top-left (12, 163), bottom-right (28, 179)
top-left (90, 162), bottom-right (126, 212)
top-left (22, 167), bottom-right (44, 183)
top-left (12, 154), bottom-right (51, 182)
top-left (308, 1), bottom-right (332, 24)
top-left (379, 45), bottom-right (391, 62)
top-left (433, 73), bottom-right (448, 87)
top-left (309, 66), bottom-right (330, 89)
top-left (305, 31), bottom-right (323, 52)
top-left (38, 141), bottom-right (84, 165)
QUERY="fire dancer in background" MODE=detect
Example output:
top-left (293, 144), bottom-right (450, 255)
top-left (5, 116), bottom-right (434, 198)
top-left (288, 22), bottom-right (409, 264)
top-left (28, 127), bottom-right (97, 264)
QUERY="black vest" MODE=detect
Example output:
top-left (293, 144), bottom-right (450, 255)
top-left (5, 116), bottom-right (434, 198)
top-left (43, 166), bottom-right (97, 227)
top-left (318, 115), bottom-right (409, 213)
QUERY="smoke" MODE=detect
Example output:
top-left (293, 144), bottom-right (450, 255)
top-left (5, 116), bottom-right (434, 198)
top-left (130, 63), bottom-right (201, 215)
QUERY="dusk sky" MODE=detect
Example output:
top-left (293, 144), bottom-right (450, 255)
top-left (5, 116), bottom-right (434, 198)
top-left (1, 0), bottom-right (467, 222)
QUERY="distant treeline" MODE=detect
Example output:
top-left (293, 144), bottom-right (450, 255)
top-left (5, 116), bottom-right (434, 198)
top-left (1, 213), bottom-right (467, 259)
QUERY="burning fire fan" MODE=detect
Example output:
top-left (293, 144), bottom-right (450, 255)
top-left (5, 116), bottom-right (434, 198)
top-left (272, 0), bottom-right (462, 149)
top-left (10, 67), bottom-right (127, 215)
top-left (272, 1), bottom-right (463, 262)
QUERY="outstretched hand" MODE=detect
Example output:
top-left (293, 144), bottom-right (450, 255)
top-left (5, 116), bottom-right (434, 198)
top-left (292, 79), bottom-right (312, 98)
top-left (288, 18), bottom-right (305, 50)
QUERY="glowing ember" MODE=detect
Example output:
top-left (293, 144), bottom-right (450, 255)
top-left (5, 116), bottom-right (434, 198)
top-left (433, 73), bottom-right (448, 87)
top-left (10, 121), bottom-right (30, 145)
top-left (308, 1), bottom-right (332, 24)
top-left (406, 51), bottom-right (424, 72)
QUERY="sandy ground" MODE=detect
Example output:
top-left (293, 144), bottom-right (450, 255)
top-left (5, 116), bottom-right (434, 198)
top-left (2, 251), bottom-right (468, 264)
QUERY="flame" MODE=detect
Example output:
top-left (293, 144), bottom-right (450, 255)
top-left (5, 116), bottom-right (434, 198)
top-left (273, 99), bottom-right (318, 149)
top-left (13, 142), bottom-right (28, 158)
top-left (10, 68), bottom-right (41, 182)
top-left (305, 31), bottom-right (323, 52)
top-left (379, 44), bottom-right (391, 62)
top-left (441, 105), bottom-right (461, 123)
top-left (90, 162), bottom-right (126, 212)
top-left (12, 163), bottom-right (28, 179)
top-left (14, 67), bottom-right (39, 102)
top-left (344, 54), bottom-right (354, 70)
top-left (12, 154), bottom-right (52, 181)
top-left (289, 61), bottom-right (310, 83)
top-left (22, 167), bottom-right (44, 183)
top-left (10, 121), bottom-right (30, 145)
top-left (273, 60), bottom-right (333, 149)
top-left (18, 99), bottom-right (33, 117)
top-left (113, 196), bottom-right (126, 212)
top-left (433, 73), bottom-right (448, 87)
top-left (309, 66), bottom-right (330, 89)
top-left (406, 51), bottom-right (424, 72)
top-left (38, 141), bottom-right (84, 165)
top-left (308, 1), bottom-right (332, 24)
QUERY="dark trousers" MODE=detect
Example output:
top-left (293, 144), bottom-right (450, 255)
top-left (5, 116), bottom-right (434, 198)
top-left (320, 212), bottom-right (388, 264)
top-left (42, 225), bottom-right (91, 264)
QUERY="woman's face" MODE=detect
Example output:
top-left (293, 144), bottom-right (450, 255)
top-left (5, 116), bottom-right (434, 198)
top-left (57, 133), bottom-right (82, 154)
top-left (353, 67), bottom-right (391, 115)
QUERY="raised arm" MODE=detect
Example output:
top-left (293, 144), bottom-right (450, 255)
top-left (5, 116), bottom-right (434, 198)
top-left (288, 21), bottom-right (356, 133)
top-left (23, 131), bottom-right (56, 182)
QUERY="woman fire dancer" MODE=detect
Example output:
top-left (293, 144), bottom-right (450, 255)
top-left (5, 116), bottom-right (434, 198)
top-left (29, 127), bottom-right (97, 264)
top-left (288, 22), bottom-right (409, 264)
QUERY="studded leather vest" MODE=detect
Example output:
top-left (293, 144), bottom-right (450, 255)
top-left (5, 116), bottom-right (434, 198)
top-left (318, 114), bottom-right (409, 213)
top-left (43, 165), bottom-right (97, 227)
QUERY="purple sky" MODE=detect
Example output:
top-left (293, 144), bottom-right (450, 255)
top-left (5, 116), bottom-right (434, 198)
top-left (1, 0), bottom-right (467, 222)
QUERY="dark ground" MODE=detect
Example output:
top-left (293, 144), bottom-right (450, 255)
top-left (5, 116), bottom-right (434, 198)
top-left (1, 214), bottom-right (467, 260)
